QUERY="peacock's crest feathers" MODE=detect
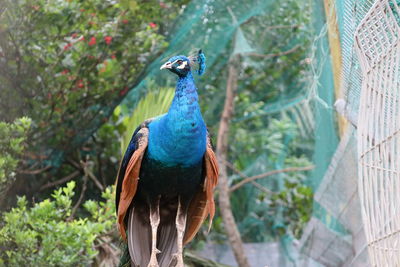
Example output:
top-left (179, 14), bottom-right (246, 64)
top-left (188, 49), bottom-right (206, 76)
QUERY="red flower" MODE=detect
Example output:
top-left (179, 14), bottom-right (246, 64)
top-left (111, 54), bottom-right (116, 59)
top-left (90, 13), bottom-right (96, 17)
top-left (149, 22), bottom-right (157, 28)
top-left (63, 43), bottom-right (72, 50)
top-left (71, 33), bottom-right (78, 38)
top-left (160, 2), bottom-right (167, 8)
top-left (77, 80), bottom-right (84, 88)
top-left (122, 19), bottom-right (129, 24)
top-left (80, 8), bottom-right (85, 12)
top-left (61, 69), bottom-right (69, 75)
top-left (104, 36), bottom-right (113, 45)
top-left (79, 36), bottom-right (85, 41)
top-left (88, 37), bottom-right (96, 46)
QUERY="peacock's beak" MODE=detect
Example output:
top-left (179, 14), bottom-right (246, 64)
top-left (160, 61), bottom-right (172, 70)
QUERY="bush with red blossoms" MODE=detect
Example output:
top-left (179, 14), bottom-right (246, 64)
top-left (104, 36), bottom-right (112, 45)
top-left (0, 0), bottom-right (189, 200)
top-left (88, 36), bottom-right (97, 46)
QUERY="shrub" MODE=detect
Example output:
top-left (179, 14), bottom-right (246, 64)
top-left (0, 182), bottom-right (115, 266)
top-left (0, 117), bottom-right (31, 196)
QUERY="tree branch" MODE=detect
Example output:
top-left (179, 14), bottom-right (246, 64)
top-left (39, 170), bottom-right (80, 191)
top-left (68, 173), bottom-right (88, 221)
top-left (229, 165), bottom-right (314, 193)
top-left (18, 165), bottom-right (52, 175)
top-left (250, 181), bottom-right (274, 195)
top-left (264, 24), bottom-right (300, 31)
top-left (67, 158), bottom-right (104, 191)
top-left (221, 159), bottom-right (247, 180)
top-left (80, 160), bottom-right (104, 191)
top-left (221, 159), bottom-right (274, 195)
top-left (67, 158), bottom-right (81, 170)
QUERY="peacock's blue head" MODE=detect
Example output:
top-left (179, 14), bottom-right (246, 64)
top-left (160, 50), bottom-right (206, 77)
top-left (160, 55), bottom-right (190, 77)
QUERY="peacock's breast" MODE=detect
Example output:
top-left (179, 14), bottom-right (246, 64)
top-left (147, 116), bottom-right (207, 167)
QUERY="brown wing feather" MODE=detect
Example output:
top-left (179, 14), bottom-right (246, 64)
top-left (117, 128), bottom-right (148, 240)
top-left (183, 139), bottom-right (219, 245)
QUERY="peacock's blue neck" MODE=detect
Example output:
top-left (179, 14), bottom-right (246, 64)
top-left (147, 72), bottom-right (207, 167)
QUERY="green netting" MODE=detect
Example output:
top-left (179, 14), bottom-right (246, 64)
top-left (117, 0), bottom-right (329, 264)
top-left (122, 1), bottom-right (274, 109)
top-left (337, 0), bottom-right (375, 117)
top-left (118, 0), bottom-right (342, 265)
top-left (1, 0), bottom-right (353, 264)
top-left (122, 0), bottom-right (311, 120)
top-left (0, 0), bottom-right (180, 169)
top-left (299, 0), bottom-right (382, 266)
top-left (306, 0), bottom-right (340, 224)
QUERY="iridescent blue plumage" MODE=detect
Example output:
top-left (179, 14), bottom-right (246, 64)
top-left (197, 50), bottom-right (206, 75)
top-left (116, 50), bottom-right (216, 267)
top-left (147, 70), bottom-right (206, 166)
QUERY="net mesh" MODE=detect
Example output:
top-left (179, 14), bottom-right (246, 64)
top-left (119, 0), bottom-right (339, 264)
top-left (339, 0), bottom-right (375, 118)
top-left (24, 0), bottom-right (397, 265)
top-left (302, 0), bottom-right (400, 266)
top-left (122, 0), bottom-right (309, 118)
top-left (355, 0), bottom-right (400, 265)
top-left (299, 0), bottom-right (375, 266)
top-left (3, 0), bottom-right (383, 264)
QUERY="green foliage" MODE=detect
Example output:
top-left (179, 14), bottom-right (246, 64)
top-left (0, 117), bottom-right (31, 193)
top-left (0, 0), bottom-right (184, 164)
top-left (269, 157), bottom-right (313, 239)
top-left (0, 0), bottom-right (188, 206)
top-left (230, 118), bottom-right (313, 241)
top-left (218, 0), bottom-right (314, 242)
top-left (237, 0), bottom-right (311, 114)
top-left (0, 182), bottom-right (115, 266)
top-left (0, 0), bottom-right (316, 262)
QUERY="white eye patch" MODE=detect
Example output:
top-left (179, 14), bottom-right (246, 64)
top-left (177, 61), bottom-right (188, 69)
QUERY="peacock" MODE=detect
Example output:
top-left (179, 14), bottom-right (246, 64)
top-left (115, 50), bottom-right (219, 267)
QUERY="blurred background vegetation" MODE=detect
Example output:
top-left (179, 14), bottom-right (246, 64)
top-left (0, 0), bottom-right (320, 266)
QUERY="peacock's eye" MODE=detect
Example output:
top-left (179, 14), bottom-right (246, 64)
top-left (177, 60), bottom-right (183, 65)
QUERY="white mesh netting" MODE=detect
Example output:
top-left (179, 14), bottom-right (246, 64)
top-left (355, 0), bottom-right (400, 266)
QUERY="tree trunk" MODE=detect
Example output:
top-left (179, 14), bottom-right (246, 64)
top-left (216, 57), bottom-right (250, 267)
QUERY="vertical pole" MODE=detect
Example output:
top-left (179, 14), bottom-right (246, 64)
top-left (324, 0), bottom-right (346, 136)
